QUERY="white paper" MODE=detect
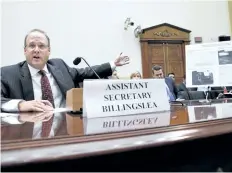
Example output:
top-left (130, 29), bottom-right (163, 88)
top-left (188, 105), bottom-right (219, 123)
top-left (187, 103), bottom-right (232, 123)
top-left (52, 107), bottom-right (71, 113)
top-left (215, 103), bottom-right (232, 119)
top-left (186, 41), bottom-right (232, 87)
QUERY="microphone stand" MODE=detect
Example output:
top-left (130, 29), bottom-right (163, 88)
top-left (203, 86), bottom-right (211, 103)
top-left (80, 57), bottom-right (101, 79)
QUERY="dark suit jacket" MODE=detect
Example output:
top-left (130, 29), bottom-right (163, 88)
top-left (165, 77), bottom-right (178, 99)
top-left (177, 82), bottom-right (187, 92)
top-left (1, 58), bottom-right (112, 107)
top-left (177, 82), bottom-right (198, 92)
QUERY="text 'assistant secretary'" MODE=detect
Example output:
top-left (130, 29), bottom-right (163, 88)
top-left (83, 78), bottom-right (170, 118)
top-left (1, 29), bottom-right (130, 113)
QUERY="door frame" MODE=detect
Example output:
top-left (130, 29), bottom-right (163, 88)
top-left (141, 40), bottom-right (188, 79)
top-left (139, 23), bottom-right (191, 79)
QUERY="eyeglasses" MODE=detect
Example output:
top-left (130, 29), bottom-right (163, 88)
top-left (26, 43), bottom-right (49, 50)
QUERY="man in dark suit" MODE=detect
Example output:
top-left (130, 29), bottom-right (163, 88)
top-left (177, 75), bottom-right (187, 92)
top-left (1, 29), bottom-right (130, 112)
top-left (152, 65), bottom-right (178, 101)
top-left (177, 75), bottom-right (197, 92)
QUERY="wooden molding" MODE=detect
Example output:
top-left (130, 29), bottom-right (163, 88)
top-left (140, 23), bottom-right (191, 42)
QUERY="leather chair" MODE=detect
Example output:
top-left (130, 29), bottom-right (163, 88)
top-left (176, 83), bottom-right (197, 92)
top-left (177, 91), bottom-right (206, 100)
top-left (188, 87), bottom-right (198, 91)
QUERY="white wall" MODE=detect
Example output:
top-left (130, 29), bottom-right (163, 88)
top-left (1, 0), bottom-right (231, 77)
top-left (0, 0), bottom-right (2, 68)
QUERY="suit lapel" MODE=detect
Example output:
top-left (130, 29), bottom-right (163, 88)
top-left (165, 78), bottom-right (176, 99)
top-left (47, 64), bottom-right (71, 96)
top-left (165, 78), bottom-right (172, 91)
top-left (20, 62), bottom-right (34, 101)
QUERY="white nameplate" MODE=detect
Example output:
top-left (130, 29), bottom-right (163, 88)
top-left (83, 111), bottom-right (171, 135)
top-left (83, 79), bottom-right (170, 118)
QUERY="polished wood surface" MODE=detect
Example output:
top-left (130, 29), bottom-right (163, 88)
top-left (140, 23), bottom-right (191, 83)
top-left (66, 88), bottom-right (83, 112)
top-left (1, 99), bottom-right (232, 166)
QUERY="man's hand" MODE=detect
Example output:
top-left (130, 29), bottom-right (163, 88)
top-left (18, 100), bottom-right (54, 112)
top-left (19, 112), bottom-right (54, 123)
top-left (217, 93), bottom-right (224, 99)
top-left (114, 52), bottom-right (130, 66)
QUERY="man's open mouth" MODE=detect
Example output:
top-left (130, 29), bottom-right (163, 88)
top-left (33, 56), bottom-right (40, 59)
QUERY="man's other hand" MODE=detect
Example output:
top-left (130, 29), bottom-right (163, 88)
top-left (114, 52), bottom-right (130, 66)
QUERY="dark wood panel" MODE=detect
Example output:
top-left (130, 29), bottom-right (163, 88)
top-left (166, 44), bottom-right (183, 61)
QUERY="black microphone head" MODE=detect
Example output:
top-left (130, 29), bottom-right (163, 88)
top-left (73, 57), bottom-right (82, 65)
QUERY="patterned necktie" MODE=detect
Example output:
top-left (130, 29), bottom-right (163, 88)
top-left (39, 70), bottom-right (54, 137)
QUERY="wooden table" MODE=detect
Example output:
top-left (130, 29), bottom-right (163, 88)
top-left (1, 99), bottom-right (232, 171)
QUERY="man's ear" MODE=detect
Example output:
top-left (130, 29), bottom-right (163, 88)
top-left (47, 47), bottom-right (51, 56)
top-left (24, 47), bottom-right (27, 55)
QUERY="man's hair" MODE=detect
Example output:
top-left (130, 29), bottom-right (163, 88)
top-left (152, 65), bottom-right (162, 73)
top-left (24, 29), bottom-right (50, 48)
top-left (168, 72), bottom-right (175, 76)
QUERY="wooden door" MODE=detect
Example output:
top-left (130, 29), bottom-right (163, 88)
top-left (148, 43), bottom-right (166, 73)
top-left (139, 23), bottom-right (191, 83)
top-left (166, 43), bottom-right (184, 84)
top-left (148, 43), bottom-right (185, 84)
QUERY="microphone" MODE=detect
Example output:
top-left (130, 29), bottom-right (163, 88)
top-left (73, 57), bottom-right (81, 65)
top-left (73, 57), bottom-right (101, 79)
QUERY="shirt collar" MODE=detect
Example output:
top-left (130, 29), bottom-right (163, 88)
top-left (27, 64), bottom-right (49, 77)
